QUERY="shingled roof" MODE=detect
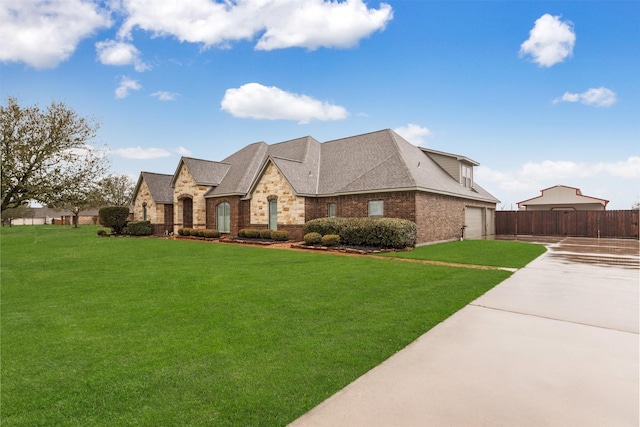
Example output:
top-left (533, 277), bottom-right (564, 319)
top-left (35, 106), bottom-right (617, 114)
top-left (204, 142), bottom-right (269, 197)
top-left (171, 157), bottom-right (231, 187)
top-left (144, 129), bottom-right (497, 204)
top-left (312, 129), bottom-right (497, 202)
top-left (135, 172), bottom-right (174, 204)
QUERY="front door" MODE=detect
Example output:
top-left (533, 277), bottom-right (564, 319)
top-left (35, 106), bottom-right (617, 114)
top-left (183, 198), bottom-right (193, 228)
top-left (164, 204), bottom-right (174, 233)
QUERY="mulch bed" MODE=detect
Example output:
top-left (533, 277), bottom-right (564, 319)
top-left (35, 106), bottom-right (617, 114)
top-left (172, 235), bottom-right (410, 254)
top-left (291, 243), bottom-right (407, 255)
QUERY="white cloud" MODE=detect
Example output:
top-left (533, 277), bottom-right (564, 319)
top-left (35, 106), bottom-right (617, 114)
top-left (113, 147), bottom-right (172, 159)
top-left (595, 156), bottom-right (640, 178)
top-left (553, 87), bottom-right (617, 107)
top-left (393, 124), bottom-right (432, 146)
top-left (115, 77), bottom-right (142, 99)
top-left (221, 83), bottom-right (348, 124)
top-left (117, 0), bottom-right (392, 51)
top-left (477, 157), bottom-right (640, 208)
top-left (175, 146), bottom-right (192, 156)
top-left (519, 14), bottom-right (575, 67)
top-left (96, 40), bottom-right (150, 72)
top-left (520, 160), bottom-right (593, 181)
top-left (151, 91), bottom-right (179, 101)
top-left (0, 0), bottom-right (111, 68)
top-left (254, 0), bottom-right (394, 51)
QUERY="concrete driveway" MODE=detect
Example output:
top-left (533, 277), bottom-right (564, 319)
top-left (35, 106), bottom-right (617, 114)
top-left (290, 237), bottom-right (639, 427)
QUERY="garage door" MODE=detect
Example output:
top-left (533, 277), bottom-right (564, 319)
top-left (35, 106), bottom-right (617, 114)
top-left (465, 207), bottom-right (484, 238)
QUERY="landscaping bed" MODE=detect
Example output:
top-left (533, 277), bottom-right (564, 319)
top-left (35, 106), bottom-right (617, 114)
top-left (292, 242), bottom-right (407, 255)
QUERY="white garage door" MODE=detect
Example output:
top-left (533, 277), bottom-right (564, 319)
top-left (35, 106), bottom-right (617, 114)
top-left (465, 207), bottom-right (484, 238)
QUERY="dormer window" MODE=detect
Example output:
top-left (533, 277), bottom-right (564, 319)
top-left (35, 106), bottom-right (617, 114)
top-left (462, 165), bottom-right (473, 188)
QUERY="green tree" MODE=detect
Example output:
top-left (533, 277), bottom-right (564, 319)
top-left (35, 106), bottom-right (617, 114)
top-left (97, 174), bottom-right (135, 207)
top-left (1, 97), bottom-right (110, 212)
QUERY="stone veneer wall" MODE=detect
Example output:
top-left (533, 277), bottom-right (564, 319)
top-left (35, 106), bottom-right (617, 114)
top-left (250, 162), bottom-right (305, 226)
top-left (133, 179), bottom-right (162, 224)
top-left (173, 164), bottom-right (210, 230)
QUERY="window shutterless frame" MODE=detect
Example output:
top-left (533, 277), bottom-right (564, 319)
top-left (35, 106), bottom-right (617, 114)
top-left (368, 200), bottom-right (383, 217)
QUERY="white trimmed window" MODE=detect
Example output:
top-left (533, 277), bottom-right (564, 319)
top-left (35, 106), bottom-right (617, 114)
top-left (368, 200), bottom-right (384, 217)
top-left (328, 203), bottom-right (337, 218)
top-left (217, 202), bottom-right (230, 233)
top-left (462, 165), bottom-right (473, 188)
top-left (268, 199), bottom-right (277, 230)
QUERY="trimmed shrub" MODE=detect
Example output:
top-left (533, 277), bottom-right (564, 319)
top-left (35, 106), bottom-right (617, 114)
top-left (177, 228), bottom-right (185, 236)
top-left (203, 230), bottom-right (220, 238)
top-left (238, 229), bottom-right (247, 238)
top-left (303, 217), bottom-right (346, 236)
top-left (260, 229), bottom-right (272, 239)
top-left (304, 232), bottom-right (322, 245)
top-left (321, 234), bottom-right (340, 246)
top-left (127, 220), bottom-right (152, 236)
top-left (99, 206), bottom-right (129, 235)
top-left (244, 229), bottom-right (261, 238)
top-left (97, 229), bottom-right (107, 237)
top-left (189, 229), bottom-right (200, 237)
top-left (304, 217), bottom-right (416, 249)
top-left (271, 230), bottom-right (289, 241)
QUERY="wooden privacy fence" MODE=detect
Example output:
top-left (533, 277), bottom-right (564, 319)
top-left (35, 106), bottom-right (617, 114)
top-left (495, 210), bottom-right (639, 239)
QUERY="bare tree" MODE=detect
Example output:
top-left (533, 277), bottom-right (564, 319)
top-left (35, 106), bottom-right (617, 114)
top-left (1, 203), bottom-right (34, 227)
top-left (1, 97), bottom-right (110, 213)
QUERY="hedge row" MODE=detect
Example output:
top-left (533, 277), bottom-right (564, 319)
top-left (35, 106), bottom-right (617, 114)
top-left (125, 220), bottom-right (152, 236)
top-left (303, 217), bottom-right (416, 249)
top-left (177, 228), bottom-right (220, 238)
top-left (238, 228), bottom-right (289, 241)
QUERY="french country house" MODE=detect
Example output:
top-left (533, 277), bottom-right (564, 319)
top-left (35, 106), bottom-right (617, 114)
top-left (132, 129), bottom-right (499, 245)
top-left (517, 185), bottom-right (609, 211)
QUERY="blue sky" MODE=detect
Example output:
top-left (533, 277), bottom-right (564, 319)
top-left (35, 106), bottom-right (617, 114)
top-left (1, 0), bottom-right (638, 209)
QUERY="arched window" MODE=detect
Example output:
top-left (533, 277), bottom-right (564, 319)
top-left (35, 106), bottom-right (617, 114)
top-left (268, 199), bottom-right (277, 230)
top-left (217, 202), bottom-right (230, 233)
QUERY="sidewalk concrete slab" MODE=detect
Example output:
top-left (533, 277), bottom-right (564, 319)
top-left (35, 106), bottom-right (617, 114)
top-left (290, 239), bottom-right (640, 427)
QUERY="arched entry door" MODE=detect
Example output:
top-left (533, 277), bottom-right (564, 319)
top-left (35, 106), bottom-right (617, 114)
top-left (183, 198), bottom-right (193, 228)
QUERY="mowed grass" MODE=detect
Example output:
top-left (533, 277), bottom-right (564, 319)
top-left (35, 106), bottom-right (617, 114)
top-left (1, 226), bottom-right (526, 426)
top-left (379, 239), bottom-right (547, 268)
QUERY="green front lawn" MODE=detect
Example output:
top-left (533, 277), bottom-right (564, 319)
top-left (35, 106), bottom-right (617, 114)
top-left (1, 226), bottom-right (537, 426)
top-left (379, 239), bottom-right (547, 268)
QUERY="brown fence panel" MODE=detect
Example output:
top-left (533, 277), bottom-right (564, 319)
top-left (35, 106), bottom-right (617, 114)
top-left (495, 210), bottom-right (638, 239)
